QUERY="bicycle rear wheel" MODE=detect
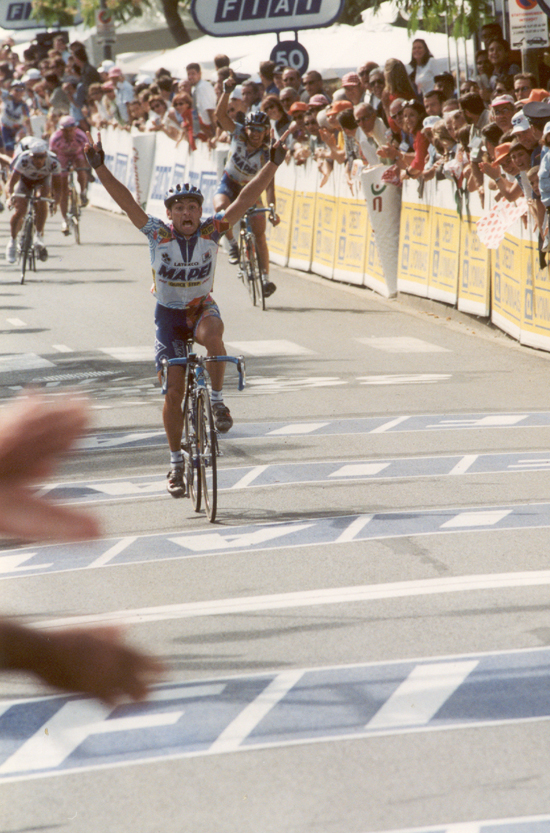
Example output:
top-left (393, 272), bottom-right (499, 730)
top-left (183, 399), bottom-right (201, 512)
top-left (247, 238), bottom-right (265, 310)
top-left (197, 390), bottom-right (217, 522)
top-left (19, 215), bottom-right (34, 285)
top-left (69, 189), bottom-right (80, 244)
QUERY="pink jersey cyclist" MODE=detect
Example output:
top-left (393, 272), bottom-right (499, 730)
top-left (49, 115), bottom-right (90, 233)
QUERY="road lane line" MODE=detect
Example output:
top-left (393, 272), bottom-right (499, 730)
top-left (366, 661), bottom-right (478, 729)
top-left (231, 466), bottom-right (269, 489)
top-left (32, 569), bottom-right (550, 629)
top-left (336, 515), bottom-right (374, 543)
top-left (209, 671), bottom-right (304, 753)
top-left (370, 416), bottom-right (410, 433)
top-left (87, 537), bottom-right (137, 568)
top-left (449, 455), bottom-right (478, 475)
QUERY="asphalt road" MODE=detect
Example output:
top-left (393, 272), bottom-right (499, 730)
top-left (2, 206), bottom-right (550, 833)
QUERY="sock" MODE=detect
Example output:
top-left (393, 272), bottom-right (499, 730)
top-left (170, 450), bottom-right (183, 465)
top-left (210, 389), bottom-right (223, 404)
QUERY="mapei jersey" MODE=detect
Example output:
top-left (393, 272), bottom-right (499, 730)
top-left (12, 150), bottom-right (61, 181)
top-left (141, 213), bottom-right (230, 309)
top-left (224, 123), bottom-right (269, 186)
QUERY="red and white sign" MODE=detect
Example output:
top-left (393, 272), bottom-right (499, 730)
top-left (510, 0), bottom-right (549, 48)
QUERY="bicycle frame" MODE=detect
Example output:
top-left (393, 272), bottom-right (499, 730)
top-left (18, 192), bottom-right (53, 284)
top-left (160, 344), bottom-right (245, 522)
top-left (238, 204), bottom-right (276, 310)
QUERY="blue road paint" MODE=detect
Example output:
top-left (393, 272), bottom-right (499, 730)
top-left (3, 648), bottom-right (550, 781)
top-left (2, 502), bottom-right (550, 580)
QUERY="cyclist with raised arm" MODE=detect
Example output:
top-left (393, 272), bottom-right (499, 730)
top-left (49, 115), bottom-right (90, 234)
top-left (214, 76), bottom-right (280, 297)
top-left (4, 139), bottom-right (61, 263)
top-left (85, 130), bottom-right (288, 497)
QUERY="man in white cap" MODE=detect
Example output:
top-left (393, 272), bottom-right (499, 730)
top-left (333, 72), bottom-right (366, 105)
top-left (107, 67), bottom-right (134, 123)
top-left (490, 94), bottom-right (516, 133)
top-left (511, 109), bottom-right (541, 165)
top-left (98, 59), bottom-right (116, 80)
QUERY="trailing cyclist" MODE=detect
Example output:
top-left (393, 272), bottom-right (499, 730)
top-left (84, 130), bottom-right (288, 498)
top-left (4, 139), bottom-right (61, 264)
top-left (49, 115), bottom-right (90, 235)
top-left (214, 76), bottom-right (280, 298)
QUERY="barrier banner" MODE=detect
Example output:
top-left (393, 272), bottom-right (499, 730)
top-left (520, 215), bottom-right (550, 351)
top-left (397, 178), bottom-right (432, 297)
top-left (131, 132), bottom-right (156, 208)
top-left (361, 164), bottom-right (400, 297)
top-left (311, 163), bottom-right (337, 278)
top-left (428, 178), bottom-right (460, 304)
top-left (145, 133), bottom-right (188, 217)
top-left (185, 141), bottom-right (217, 216)
top-left (266, 159), bottom-right (295, 267)
top-left (89, 127), bottom-right (135, 214)
top-left (457, 190), bottom-right (491, 317)
top-left (288, 159), bottom-right (317, 272)
top-left (491, 216), bottom-right (524, 340)
top-left (333, 167), bottom-right (369, 286)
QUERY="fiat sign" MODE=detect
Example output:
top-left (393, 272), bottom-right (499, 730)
top-left (191, 0), bottom-right (344, 37)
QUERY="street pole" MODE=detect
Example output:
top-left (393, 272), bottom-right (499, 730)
top-left (98, 0), bottom-right (114, 61)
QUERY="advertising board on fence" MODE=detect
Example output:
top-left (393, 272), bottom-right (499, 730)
top-left (491, 216), bottom-right (524, 341)
top-left (311, 167), bottom-right (337, 279)
top-left (428, 179), bottom-right (460, 304)
top-left (520, 214), bottom-right (550, 352)
top-left (288, 161), bottom-right (317, 272)
top-left (457, 190), bottom-right (490, 318)
top-left (397, 179), bottom-right (432, 297)
top-left (333, 169), bottom-right (369, 285)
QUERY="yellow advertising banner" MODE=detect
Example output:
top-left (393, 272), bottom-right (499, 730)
top-left (428, 185), bottom-right (460, 304)
top-left (333, 195), bottom-right (370, 285)
top-left (397, 184), bottom-right (431, 297)
top-left (266, 184), bottom-right (294, 267)
top-left (491, 222), bottom-right (523, 341)
top-left (520, 218), bottom-right (550, 351)
top-left (311, 190), bottom-right (337, 278)
top-left (288, 166), bottom-right (316, 272)
top-left (457, 193), bottom-right (490, 318)
top-left (364, 223), bottom-right (387, 294)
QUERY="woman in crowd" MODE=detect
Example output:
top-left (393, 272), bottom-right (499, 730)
top-left (145, 95), bottom-right (180, 140)
top-left (396, 99), bottom-right (428, 178)
top-left (487, 38), bottom-right (520, 91)
top-left (261, 94), bottom-right (291, 140)
top-left (169, 92), bottom-right (195, 150)
top-left (408, 39), bottom-right (436, 97)
top-left (381, 58), bottom-right (419, 134)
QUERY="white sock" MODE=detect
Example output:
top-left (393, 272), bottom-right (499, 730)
top-left (170, 450), bottom-right (183, 465)
top-left (210, 389), bottom-right (223, 403)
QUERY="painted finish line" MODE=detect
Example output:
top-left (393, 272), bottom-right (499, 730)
top-left (77, 411), bottom-right (550, 451)
top-left (377, 817), bottom-right (550, 833)
top-left (3, 502), bottom-right (550, 580)
top-left (45, 450), bottom-right (550, 505)
top-left (2, 647), bottom-right (550, 782)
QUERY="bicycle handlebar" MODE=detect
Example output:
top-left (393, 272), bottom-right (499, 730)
top-left (244, 203), bottom-right (277, 222)
top-left (161, 354), bottom-right (246, 392)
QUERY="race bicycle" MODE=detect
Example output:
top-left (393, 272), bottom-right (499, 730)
top-left (161, 341), bottom-right (246, 523)
top-left (237, 204), bottom-right (276, 310)
top-left (18, 191), bottom-right (53, 285)
top-left (62, 163), bottom-right (86, 244)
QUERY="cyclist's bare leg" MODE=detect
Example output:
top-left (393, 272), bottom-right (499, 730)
top-left (213, 192), bottom-right (234, 242)
top-left (194, 315), bottom-right (226, 392)
top-left (34, 186), bottom-right (49, 235)
top-left (156, 365), bottom-right (185, 452)
top-left (250, 210), bottom-right (269, 275)
top-left (77, 168), bottom-right (88, 196)
top-left (59, 177), bottom-right (69, 220)
top-left (9, 197), bottom-right (26, 238)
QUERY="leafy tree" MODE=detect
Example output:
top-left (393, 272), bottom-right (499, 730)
top-left (338, 0), bottom-right (493, 38)
top-left (31, 0), bottom-right (193, 45)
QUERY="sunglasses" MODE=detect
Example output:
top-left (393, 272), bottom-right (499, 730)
top-left (371, 79), bottom-right (384, 85)
top-left (392, 108), bottom-right (404, 118)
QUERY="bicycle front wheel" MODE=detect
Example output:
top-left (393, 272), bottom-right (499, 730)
top-left (197, 391), bottom-right (218, 522)
top-left (19, 216), bottom-right (34, 284)
top-left (183, 401), bottom-right (201, 512)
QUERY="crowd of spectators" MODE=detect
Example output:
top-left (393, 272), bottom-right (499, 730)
top-left (2, 21), bottom-right (550, 245)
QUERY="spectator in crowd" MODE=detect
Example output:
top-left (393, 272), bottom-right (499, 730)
top-left (187, 61), bottom-right (216, 140)
top-left (302, 70), bottom-right (331, 103)
top-left (287, 101), bottom-right (308, 144)
top-left (459, 91), bottom-right (491, 143)
top-left (382, 58), bottom-right (419, 127)
top-left (259, 60), bottom-right (278, 97)
top-left (282, 67), bottom-right (307, 102)
top-left (491, 94), bottom-right (516, 134)
top-left (43, 71), bottom-right (70, 116)
top-left (108, 67), bottom-right (135, 124)
top-left (481, 122), bottom-right (504, 158)
top-left (487, 38), bottom-right (520, 91)
top-left (423, 89), bottom-right (444, 117)
top-left (434, 71), bottom-right (456, 99)
top-left (396, 98), bottom-right (428, 178)
top-left (156, 75), bottom-right (174, 105)
top-left (474, 49), bottom-right (493, 101)
top-left (408, 38), bottom-right (436, 96)
top-left (514, 72), bottom-right (536, 102)
top-left (52, 34), bottom-right (69, 62)
top-left (365, 68), bottom-right (386, 119)
top-left (97, 59), bottom-right (115, 82)
top-left (70, 42), bottom-right (101, 105)
top-left (261, 94), bottom-right (291, 139)
top-left (537, 123), bottom-right (550, 239)
top-left (306, 93), bottom-right (331, 114)
top-left (169, 92), bottom-right (195, 149)
top-left (146, 95), bottom-right (180, 140)
top-left (1, 81), bottom-right (31, 155)
top-left (272, 64), bottom-right (285, 92)
top-left (241, 79), bottom-right (262, 114)
top-left (333, 72), bottom-right (365, 106)
top-left (279, 87), bottom-right (300, 113)
top-left (354, 102), bottom-right (386, 164)
top-left (511, 108), bottom-right (541, 166)
top-left (480, 141), bottom-right (522, 200)
top-left (460, 79), bottom-right (481, 96)
top-left (304, 110), bottom-right (326, 154)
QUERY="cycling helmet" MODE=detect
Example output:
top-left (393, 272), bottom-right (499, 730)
top-left (28, 139), bottom-right (48, 155)
top-left (59, 115), bottom-right (77, 128)
top-left (163, 183), bottom-right (204, 208)
top-left (244, 111), bottom-right (270, 129)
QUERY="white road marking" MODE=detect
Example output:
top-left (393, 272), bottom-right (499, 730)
top-left (6, 318), bottom-right (26, 327)
top-left (356, 337), bottom-right (451, 353)
top-left (35, 569), bottom-right (550, 629)
top-left (449, 455), bottom-right (478, 475)
top-left (329, 463), bottom-right (390, 477)
top-left (440, 510), bottom-right (512, 528)
top-left (335, 514), bottom-right (374, 543)
top-left (0, 701), bottom-right (184, 774)
top-left (358, 374), bottom-right (451, 385)
top-left (98, 347), bottom-right (154, 362)
top-left (170, 523), bottom-right (315, 553)
top-left (87, 537), bottom-right (137, 568)
top-left (509, 459), bottom-right (550, 469)
top-left (209, 671), bottom-right (304, 753)
top-left (225, 340), bottom-right (314, 356)
top-left (231, 466), bottom-right (269, 489)
top-left (0, 552), bottom-right (52, 574)
top-left (434, 415), bottom-right (528, 427)
top-left (366, 661), bottom-right (478, 729)
top-left (51, 345), bottom-right (73, 353)
top-left (0, 354), bottom-right (55, 372)
top-left (268, 422), bottom-right (330, 435)
top-left (370, 416), bottom-right (410, 433)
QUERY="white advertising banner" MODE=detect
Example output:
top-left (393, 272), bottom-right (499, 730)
top-left (361, 164), bottom-right (400, 297)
